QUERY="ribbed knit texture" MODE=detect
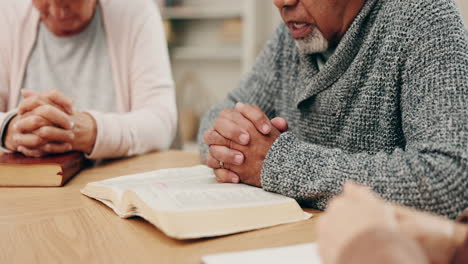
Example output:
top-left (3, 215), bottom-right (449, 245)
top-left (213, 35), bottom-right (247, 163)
top-left (198, 0), bottom-right (468, 219)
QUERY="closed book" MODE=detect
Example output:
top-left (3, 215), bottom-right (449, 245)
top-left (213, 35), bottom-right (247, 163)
top-left (0, 152), bottom-right (86, 187)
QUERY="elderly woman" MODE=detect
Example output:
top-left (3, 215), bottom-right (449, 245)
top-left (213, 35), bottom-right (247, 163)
top-left (0, 0), bottom-right (176, 159)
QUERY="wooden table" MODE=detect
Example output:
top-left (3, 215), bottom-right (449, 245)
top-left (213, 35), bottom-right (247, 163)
top-left (0, 151), bottom-right (320, 264)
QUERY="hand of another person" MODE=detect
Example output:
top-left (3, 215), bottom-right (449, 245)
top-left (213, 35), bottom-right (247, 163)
top-left (5, 89), bottom-right (97, 156)
top-left (4, 89), bottom-right (75, 157)
top-left (316, 182), bottom-right (399, 264)
top-left (204, 103), bottom-right (285, 186)
top-left (394, 206), bottom-right (468, 264)
top-left (21, 89), bottom-right (98, 155)
top-left (18, 89), bottom-right (74, 116)
top-left (4, 114), bottom-right (75, 157)
top-left (69, 111), bottom-right (97, 154)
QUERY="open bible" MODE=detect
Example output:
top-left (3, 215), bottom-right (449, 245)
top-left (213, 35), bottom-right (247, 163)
top-left (81, 165), bottom-right (312, 240)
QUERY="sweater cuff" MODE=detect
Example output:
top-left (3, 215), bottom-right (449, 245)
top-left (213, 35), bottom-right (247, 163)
top-left (0, 110), bottom-right (18, 153)
top-left (84, 110), bottom-right (117, 160)
top-left (261, 132), bottom-right (329, 196)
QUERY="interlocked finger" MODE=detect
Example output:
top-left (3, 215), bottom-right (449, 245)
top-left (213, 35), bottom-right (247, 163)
top-left (14, 115), bottom-right (51, 133)
top-left (206, 151), bottom-right (227, 169)
top-left (18, 95), bottom-right (48, 115)
top-left (20, 89), bottom-right (74, 115)
top-left (235, 103), bottom-right (272, 135)
top-left (13, 133), bottom-right (45, 148)
top-left (44, 89), bottom-right (74, 114)
top-left (214, 111), bottom-right (250, 145)
top-left (32, 105), bottom-right (74, 130)
top-left (17, 146), bottom-right (45, 158)
top-left (204, 129), bottom-right (231, 147)
top-left (214, 169), bottom-right (240, 184)
top-left (209, 145), bottom-right (245, 166)
top-left (40, 143), bottom-right (73, 154)
top-left (34, 126), bottom-right (75, 143)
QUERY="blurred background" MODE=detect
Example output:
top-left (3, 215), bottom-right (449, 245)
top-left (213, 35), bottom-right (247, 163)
top-left (155, 0), bottom-right (281, 151)
top-left (155, 0), bottom-right (468, 151)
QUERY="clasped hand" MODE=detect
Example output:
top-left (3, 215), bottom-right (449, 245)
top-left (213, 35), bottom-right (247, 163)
top-left (4, 89), bottom-right (96, 157)
top-left (204, 103), bottom-right (288, 187)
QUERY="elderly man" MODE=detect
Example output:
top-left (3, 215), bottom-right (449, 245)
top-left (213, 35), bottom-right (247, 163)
top-left (198, 0), bottom-right (467, 219)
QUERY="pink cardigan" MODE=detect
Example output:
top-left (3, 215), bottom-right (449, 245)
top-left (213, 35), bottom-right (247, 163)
top-left (0, 0), bottom-right (177, 159)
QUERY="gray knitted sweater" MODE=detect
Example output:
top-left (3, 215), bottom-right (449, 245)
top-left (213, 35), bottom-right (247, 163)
top-left (198, 0), bottom-right (468, 218)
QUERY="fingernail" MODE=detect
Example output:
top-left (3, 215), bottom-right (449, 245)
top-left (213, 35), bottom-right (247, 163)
top-left (69, 121), bottom-right (75, 128)
top-left (66, 144), bottom-right (72, 151)
top-left (13, 135), bottom-right (19, 141)
top-left (13, 124), bottom-right (18, 130)
top-left (239, 133), bottom-right (249, 145)
top-left (262, 124), bottom-right (271, 134)
top-left (234, 154), bottom-right (244, 165)
top-left (69, 132), bottom-right (75, 140)
top-left (17, 146), bottom-right (24, 152)
top-left (236, 102), bottom-right (244, 109)
top-left (231, 176), bottom-right (239, 184)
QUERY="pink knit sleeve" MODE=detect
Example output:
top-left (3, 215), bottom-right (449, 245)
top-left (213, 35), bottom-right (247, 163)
top-left (86, 2), bottom-right (176, 159)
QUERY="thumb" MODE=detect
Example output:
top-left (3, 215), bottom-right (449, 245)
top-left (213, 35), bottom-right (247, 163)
top-left (271, 117), bottom-right (288, 132)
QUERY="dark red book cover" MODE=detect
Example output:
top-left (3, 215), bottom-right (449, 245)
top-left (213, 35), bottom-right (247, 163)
top-left (0, 152), bottom-right (86, 187)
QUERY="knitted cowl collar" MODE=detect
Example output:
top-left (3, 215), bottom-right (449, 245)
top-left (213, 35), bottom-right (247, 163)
top-left (295, 0), bottom-right (380, 107)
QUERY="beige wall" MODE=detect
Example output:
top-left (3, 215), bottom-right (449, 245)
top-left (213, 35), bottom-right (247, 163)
top-left (455, 0), bottom-right (468, 26)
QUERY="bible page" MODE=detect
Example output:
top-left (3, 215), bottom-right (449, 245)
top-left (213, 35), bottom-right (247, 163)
top-left (84, 165), bottom-right (302, 213)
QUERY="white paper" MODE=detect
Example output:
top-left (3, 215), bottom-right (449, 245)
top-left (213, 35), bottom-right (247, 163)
top-left (202, 243), bottom-right (322, 264)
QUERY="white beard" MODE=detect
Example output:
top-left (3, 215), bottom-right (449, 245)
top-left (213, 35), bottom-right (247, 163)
top-left (295, 27), bottom-right (329, 55)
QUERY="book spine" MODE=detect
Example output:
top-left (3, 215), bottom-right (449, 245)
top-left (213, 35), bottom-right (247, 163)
top-left (59, 154), bottom-right (86, 186)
